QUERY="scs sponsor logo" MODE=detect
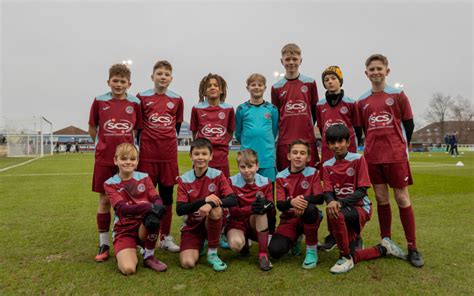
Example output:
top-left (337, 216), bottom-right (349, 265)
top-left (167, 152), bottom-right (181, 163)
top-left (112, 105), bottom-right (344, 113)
top-left (103, 119), bottom-right (133, 133)
top-left (149, 113), bottom-right (172, 127)
top-left (201, 124), bottom-right (227, 137)
top-left (285, 100), bottom-right (307, 113)
top-left (324, 119), bottom-right (346, 131)
top-left (334, 184), bottom-right (354, 196)
top-left (368, 111), bottom-right (393, 126)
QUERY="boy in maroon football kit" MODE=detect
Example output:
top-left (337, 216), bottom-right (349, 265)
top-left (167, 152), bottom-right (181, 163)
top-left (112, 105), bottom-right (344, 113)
top-left (358, 54), bottom-right (423, 267)
top-left (190, 73), bottom-right (235, 177)
top-left (268, 139), bottom-right (324, 269)
top-left (104, 143), bottom-right (167, 274)
top-left (88, 64), bottom-right (142, 262)
top-left (322, 124), bottom-right (405, 274)
top-left (176, 138), bottom-right (238, 272)
top-left (226, 149), bottom-right (274, 271)
top-left (136, 61), bottom-right (184, 253)
top-left (316, 66), bottom-right (362, 252)
top-left (271, 43), bottom-right (320, 171)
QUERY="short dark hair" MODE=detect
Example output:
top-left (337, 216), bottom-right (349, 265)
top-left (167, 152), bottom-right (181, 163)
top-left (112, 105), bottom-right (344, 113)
top-left (326, 124), bottom-right (350, 143)
top-left (289, 139), bottom-right (311, 154)
top-left (153, 60), bottom-right (173, 72)
top-left (190, 138), bottom-right (213, 153)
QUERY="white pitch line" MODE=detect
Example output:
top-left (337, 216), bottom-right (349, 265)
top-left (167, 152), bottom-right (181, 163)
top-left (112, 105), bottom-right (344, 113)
top-left (0, 172), bottom-right (92, 177)
top-left (0, 157), bottom-right (41, 172)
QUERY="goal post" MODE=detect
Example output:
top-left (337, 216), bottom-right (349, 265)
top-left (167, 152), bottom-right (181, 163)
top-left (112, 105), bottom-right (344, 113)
top-left (3, 116), bottom-right (54, 157)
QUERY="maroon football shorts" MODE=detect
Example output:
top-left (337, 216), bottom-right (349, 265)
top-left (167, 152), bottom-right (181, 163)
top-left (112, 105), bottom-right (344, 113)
top-left (367, 161), bottom-right (413, 188)
top-left (92, 163), bottom-right (118, 194)
top-left (137, 161), bottom-right (179, 187)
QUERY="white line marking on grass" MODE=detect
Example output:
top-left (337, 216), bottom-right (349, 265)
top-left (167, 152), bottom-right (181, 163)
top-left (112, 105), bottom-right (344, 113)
top-left (0, 172), bottom-right (92, 177)
top-left (0, 157), bottom-right (41, 172)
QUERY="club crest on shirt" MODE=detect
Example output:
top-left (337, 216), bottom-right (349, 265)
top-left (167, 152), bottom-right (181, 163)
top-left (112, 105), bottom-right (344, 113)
top-left (208, 183), bottom-right (216, 192)
top-left (137, 184), bottom-right (146, 193)
top-left (340, 106), bottom-right (348, 114)
top-left (264, 112), bottom-right (271, 119)
top-left (218, 112), bottom-right (226, 119)
top-left (167, 102), bottom-right (175, 109)
top-left (125, 106), bottom-right (134, 114)
top-left (301, 180), bottom-right (310, 189)
top-left (300, 85), bottom-right (308, 93)
top-left (256, 191), bottom-right (264, 198)
top-left (385, 97), bottom-right (394, 106)
top-left (346, 167), bottom-right (355, 177)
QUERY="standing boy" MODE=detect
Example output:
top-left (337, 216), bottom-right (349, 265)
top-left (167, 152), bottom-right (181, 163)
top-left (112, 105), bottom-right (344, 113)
top-left (358, 54), bottom-right (423, 267)
top-left (176, 138), bottom-right (238, 272)
top-left (315, 66), bottom-right (362, 251)
top-left (137, 60), bottom-right (184, 253)
top-left (268, 139), bottom-right (324, 269)
top-left (322, 124), bottom-right (405, 274)
top-left (235, 73), bottom-right (278, 237)
top-left (271, 43), bottom-right (320, 171)
top-left (88, 64), bottom-right (142, 262)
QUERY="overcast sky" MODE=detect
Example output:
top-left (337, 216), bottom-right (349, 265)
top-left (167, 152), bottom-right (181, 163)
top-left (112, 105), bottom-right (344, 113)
top-left (1, 0), bottom-right (472, 132)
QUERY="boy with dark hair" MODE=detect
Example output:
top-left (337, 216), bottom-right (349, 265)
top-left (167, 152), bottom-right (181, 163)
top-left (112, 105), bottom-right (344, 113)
top-left (271, 43), bottom-right (320, 171)
top-left (176, 138), bottom-right (238, 271)
top-left (104, 143), bottom-right (167, 274)
top-left (358, 54), bottom-right (423, 267)
top-left (136, 60), bottom-right (184, 253)
top-left (190, 73), bottom-right (235, 177)
top-left (316, 65), bottom-right (362, 252)
top-left (226, 149), bottom-right (274, 271)
top-left (268, 139), bottom-right (324, 269)
top-left (322, 124), bottom-right (404, 273)
top-left (88, 63), bottom-right (142, 262)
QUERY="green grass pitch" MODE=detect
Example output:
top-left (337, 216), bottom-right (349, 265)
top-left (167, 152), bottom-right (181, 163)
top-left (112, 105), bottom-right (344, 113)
top-left (0, 151), bottom-right (473, 294)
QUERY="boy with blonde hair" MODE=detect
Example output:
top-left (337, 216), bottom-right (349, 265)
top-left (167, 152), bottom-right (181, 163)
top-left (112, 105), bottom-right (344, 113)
top-left (358, 54), bottom-right (423, 267)
top-left (88, 64), bottom-right (142, 262)
top-left (271, 43), bottom-right (320, 171)
top-left (137, 60), bottom-right (184, 253)
top-left (104, 143), bottom-right (167, 274)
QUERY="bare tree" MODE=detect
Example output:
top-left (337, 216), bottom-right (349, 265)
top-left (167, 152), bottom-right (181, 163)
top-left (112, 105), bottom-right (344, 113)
top-left (450, 95), bottom-right (474, 122)
top-left (424, 93), bottom-right (452, 136)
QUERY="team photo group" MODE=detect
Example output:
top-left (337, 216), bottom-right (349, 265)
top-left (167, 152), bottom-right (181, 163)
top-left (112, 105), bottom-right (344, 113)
top-left (88, 43), bottom-right (424, 276)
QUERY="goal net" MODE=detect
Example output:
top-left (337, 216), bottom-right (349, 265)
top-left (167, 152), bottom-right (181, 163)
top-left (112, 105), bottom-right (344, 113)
top-left (3, 116), bottom-right (53, 157)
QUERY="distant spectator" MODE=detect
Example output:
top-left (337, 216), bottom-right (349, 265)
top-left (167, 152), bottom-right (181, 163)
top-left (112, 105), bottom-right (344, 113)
top-left (75, 142), bottom-right (80, 153)
top-left (66, 142), bottom-right (72, 153)
top-left (54, 142), bottom-right (60, 153)
top-left (449, 132), bottom-right (459, 157)
top-left (444, 133), bottom-right (450, 153)
top-left (1, 136), bottom-right (6, 144)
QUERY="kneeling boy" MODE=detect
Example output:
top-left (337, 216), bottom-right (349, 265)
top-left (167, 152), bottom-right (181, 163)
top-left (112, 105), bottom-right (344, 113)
top-left (176, 138), bottom-right (238, 271)
top-left (226, 149), bottom-right (274, 271)
top-left (104, 143), bottom-right (167, 275)
top-left (268, 139), bottom-right (324, 269)
top-left (322, 124), bottom-right (405, 274)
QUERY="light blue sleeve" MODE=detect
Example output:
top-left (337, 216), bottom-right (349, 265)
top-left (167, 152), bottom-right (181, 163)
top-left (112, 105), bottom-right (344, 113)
top-left (272, 106), bottom-right (279, 139)
top-left (235, 106), bottom-right (243, 143)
